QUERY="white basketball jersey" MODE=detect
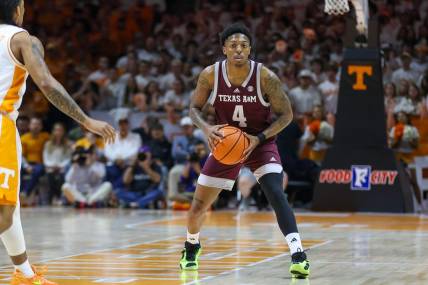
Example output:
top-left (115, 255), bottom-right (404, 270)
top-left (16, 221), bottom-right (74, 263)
top-left (0, 24), bottom-right (29, 121)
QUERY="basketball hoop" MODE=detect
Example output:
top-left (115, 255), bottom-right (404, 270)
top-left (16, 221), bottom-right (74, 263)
top-left (325, 0), bottom-right (368, 36)
top-left (324, 0), bottom-right (350, 15)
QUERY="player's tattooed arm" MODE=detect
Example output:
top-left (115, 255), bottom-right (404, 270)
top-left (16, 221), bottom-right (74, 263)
top-left (190, 65), bottom-right (226, 150)
top-left (189, 65), bottom-right (214, 131)
top-left (261, 66), bottom-right (293, 139)
top-left (14, 33), bottom-right (88, 125)
top-left (11, 33), bottom-right (116, 143)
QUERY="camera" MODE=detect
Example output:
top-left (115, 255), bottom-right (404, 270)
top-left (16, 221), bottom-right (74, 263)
top-left (138, 152), bottom-right (147, 161)
top-left (189, 152), bottom-right (200, 163)
top-left (73, 147), bottom-right (88, 166)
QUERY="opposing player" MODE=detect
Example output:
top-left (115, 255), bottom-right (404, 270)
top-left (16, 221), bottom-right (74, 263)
top-left (0, 1), bottom-right (116, 284)
top-left (179, 23), bottom-right (310, 278)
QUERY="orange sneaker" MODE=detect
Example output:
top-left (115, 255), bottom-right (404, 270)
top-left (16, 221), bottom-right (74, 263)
top-left (11, 266), bottom-right (58, 285)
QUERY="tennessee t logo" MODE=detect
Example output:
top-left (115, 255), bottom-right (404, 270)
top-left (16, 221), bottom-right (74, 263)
top-left (0, 167), bottom-right (15, 189)
top-left (347, 65), bottom-right (373, 91)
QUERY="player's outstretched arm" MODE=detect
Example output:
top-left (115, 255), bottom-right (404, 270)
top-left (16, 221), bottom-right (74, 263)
top-left (190, 65), bottom-right (226, 150)
top-left (12, 33), bottom-right (116, 144)
top-left (260, 66), bottom-right (293, 139)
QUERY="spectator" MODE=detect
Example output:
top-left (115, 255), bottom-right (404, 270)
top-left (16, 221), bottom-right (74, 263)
top-left (318, 64), bottom-right (339, 115)
top-left (133, 115), bottom-right (159, 143)
top-left (94, 83), bottom-right (118, 111)
top-left (237, 168), bottom-right (289, 211)
top-left (88, 57), bottom-right (110, 87)
top-left (116, 45), bottom-right (137, 72)
top-left (277, 116), bottom-right (319, 199)
top-left (62, 146), bottom-right (112, 207)
top-left (16, 115), bottom-right (30, 135)
top-left (418, 68), bottom-right (428, 95)
top-left (301, 106), bottom-right (334, 164)
top-left (146, 123), bottom-right (173, 168)
top-left (159, 59), bottom-right (184, 91)
top-left (131, 93), bottom-right (150, 112)
top-left (168, 116), bottom-right (203, 202)
top-left (177, 141), bottom-right (208, 202)
top-left (394, 82), bottom-right (424, 115)
top-left (385, 82), bottom-right (400, 129)
top-left (391, 52), bottom-right (419, 84)
top-left (104, 113), bottom-right (142, 188)
top-left (138, 36), bottom-right (160, 62)
top-left (236, 167), bottom-right (257, 211)
top-left (389, 111), bottom-right (420, 164)
top-left (105, 114), bottom-right (141, 188)
top-left (105, 116), bottom-right (142, 163)
top-left (397, 79), bottom-right (410, 98)
top-left (289, 69), bottom-right (322, 118)
top-left (116, 146), bottom-right (163, 208)
top-left (277, 116), bottom-right (303, 175)
top-left (143, 81), bottom-right (162, 111)
top-left (167, 34), bottom-right (184, 60)
top-left (21, 117), bottom-right (50, 197)
top-left (384, 82), bottom-right (398, 109)
top-left (282, 62), bottom-right (299, 93)
top-left (412, 41), bottom-right (428, 75)
top-left (310, 58), bottom-right (326, 85)
top-left (43, 123), bottom-right (72, 204)
top-left (135, 60), bottom-right (154, 91)
top-left (160, 78), bottom-right (190, 111)
top-left (162, 109), bottom-right (182, 142)
top-left (104, 68), bottom-right (129, 108)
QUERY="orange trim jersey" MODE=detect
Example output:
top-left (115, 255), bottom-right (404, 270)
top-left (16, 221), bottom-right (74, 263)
top-left (0, 24), bottom-right (29, 205)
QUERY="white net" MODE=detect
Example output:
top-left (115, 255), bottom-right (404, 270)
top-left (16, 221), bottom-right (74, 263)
top-left (325, 0), bottom-right (368, 36)
top-left (324, 0), bottom-right (350, 15)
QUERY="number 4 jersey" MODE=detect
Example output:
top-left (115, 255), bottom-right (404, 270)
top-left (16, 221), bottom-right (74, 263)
top-left (208, 60), bottom-right (274, 142)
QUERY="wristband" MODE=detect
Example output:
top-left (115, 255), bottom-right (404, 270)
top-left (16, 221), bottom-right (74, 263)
top-left (257, 133), bottom-right (266, 144)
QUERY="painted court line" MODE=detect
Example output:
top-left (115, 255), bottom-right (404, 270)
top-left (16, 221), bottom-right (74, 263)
top-left (125, 216), bottom-right (185, 229)
top-left (184, 240), bottom-right (333, 285)
top-left (0, 235), bottom-right (180, 271)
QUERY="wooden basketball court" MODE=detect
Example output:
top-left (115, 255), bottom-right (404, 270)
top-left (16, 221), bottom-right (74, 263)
top-left (0, 208), bottom-right (427, 285)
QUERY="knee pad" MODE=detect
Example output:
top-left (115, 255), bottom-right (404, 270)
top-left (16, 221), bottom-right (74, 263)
top-left (0, 204), bottom-right (26, 256)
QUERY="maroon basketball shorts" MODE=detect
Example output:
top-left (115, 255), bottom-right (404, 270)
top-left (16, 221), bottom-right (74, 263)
top-left (198, 141), bottom-right (283, 190)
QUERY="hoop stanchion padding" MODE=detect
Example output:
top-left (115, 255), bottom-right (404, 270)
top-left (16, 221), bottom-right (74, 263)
top-left (312, 48), bottom-right (414, 213)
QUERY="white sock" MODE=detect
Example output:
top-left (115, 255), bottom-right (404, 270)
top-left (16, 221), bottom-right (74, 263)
top-left (285, 232), bottom-right (303, 255)
top-left (15, 260), bottom-right (34, 278)
top-left (187, 231), bottom-right (200, 244)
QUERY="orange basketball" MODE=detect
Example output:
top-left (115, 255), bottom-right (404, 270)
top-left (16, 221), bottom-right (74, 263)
top-left (212, 126), bottom-right (249, 165)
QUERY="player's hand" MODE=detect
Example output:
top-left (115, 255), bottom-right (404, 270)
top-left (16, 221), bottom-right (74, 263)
top-left (240, 133), bottom-right (259, 162)
top-left (203, 124), bottom-right (228, 151)
top-left (83, 118), bottom-right (116, 145)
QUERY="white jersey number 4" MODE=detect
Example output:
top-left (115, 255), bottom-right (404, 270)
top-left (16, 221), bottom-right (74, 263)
top-left (232, 105), bottom-right (247, 127)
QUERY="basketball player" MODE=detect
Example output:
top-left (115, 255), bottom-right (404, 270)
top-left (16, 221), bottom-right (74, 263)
top-left (0, 1), bottom-right (116, 284)
top-left (179, 23), bottom-right (310, 278)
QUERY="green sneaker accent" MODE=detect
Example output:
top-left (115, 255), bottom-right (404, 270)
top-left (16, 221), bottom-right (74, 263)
top-left (289, 259), bottom-right (310, 278)
top-left (179, 242), bottom-right (202, 271)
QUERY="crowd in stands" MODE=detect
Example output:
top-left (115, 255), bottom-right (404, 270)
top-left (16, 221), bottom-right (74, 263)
top-left (17, 0), bottom-right (428, 209)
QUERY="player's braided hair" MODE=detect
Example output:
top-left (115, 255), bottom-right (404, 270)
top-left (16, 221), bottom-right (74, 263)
top-left (219, 22), bottom-right (253, 46)
top-left (0, 0), bottom-right (21, 25)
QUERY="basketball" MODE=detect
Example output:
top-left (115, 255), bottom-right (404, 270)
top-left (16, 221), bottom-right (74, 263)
top-left (212, 126), bottom-right (249, 165)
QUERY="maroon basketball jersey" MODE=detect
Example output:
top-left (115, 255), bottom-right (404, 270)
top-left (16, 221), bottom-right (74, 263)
top-left (209, 60), bottom-right (273, 140)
